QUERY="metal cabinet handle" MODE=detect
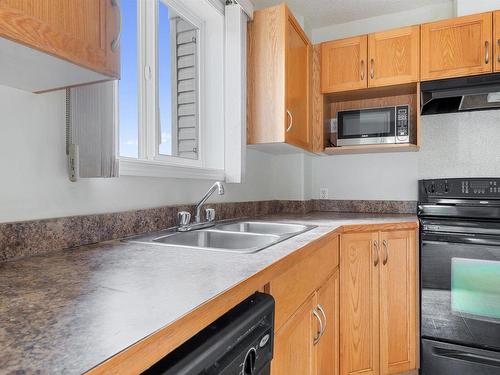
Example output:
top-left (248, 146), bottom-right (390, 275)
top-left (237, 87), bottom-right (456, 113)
top-left (373, 240), bottom-right (379, 267)
top-left (370, 58), bottom-right (375, 79)
top-left (313, 308), bottom-right (323, 345)
top-left (111, 0), bottom-right (122, 52)
top-left (360, 60), bottom-right (365, 80)
top-left (286, 109), bottom-right (293, 132)
top-left (485, 41), bottom-right (490, 64)
top-left (317, 304), bottom-right (327, 338)
top-left (382, 239), bottom-right (389, 265)
top-left (497, 39), bottom-right (500, 63)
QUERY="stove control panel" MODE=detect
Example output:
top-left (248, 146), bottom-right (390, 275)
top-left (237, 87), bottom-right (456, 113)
top-left (419, 178), bottom-right (500, 199)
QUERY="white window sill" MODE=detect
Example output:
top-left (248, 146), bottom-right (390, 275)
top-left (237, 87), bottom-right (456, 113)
top-left (119, 157), bottom-right (225, 180)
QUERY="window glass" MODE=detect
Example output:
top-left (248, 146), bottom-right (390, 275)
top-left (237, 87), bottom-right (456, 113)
top-left (158, 1), bottom-right (199, 160)
top-left (119, 0), bottom-right (139, 158)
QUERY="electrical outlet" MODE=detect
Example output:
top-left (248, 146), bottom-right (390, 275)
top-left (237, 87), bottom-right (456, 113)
top-left (319, 188), bottom-right (329, 200)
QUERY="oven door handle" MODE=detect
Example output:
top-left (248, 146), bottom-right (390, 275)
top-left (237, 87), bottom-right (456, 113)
top-left (422, 233), bottom-right (500, 246)
top-left (432, 347), bottom-right (500, 368)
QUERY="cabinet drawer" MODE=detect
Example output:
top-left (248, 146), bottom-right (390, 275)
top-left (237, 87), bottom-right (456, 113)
top-left (270, 235), bottom-right (339, 330)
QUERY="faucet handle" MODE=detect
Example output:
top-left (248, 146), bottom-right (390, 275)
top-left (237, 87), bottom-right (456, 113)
top-left (205, 208), bottom-right (216, 222)
top-left (177, 211), bottom-right (191, 226)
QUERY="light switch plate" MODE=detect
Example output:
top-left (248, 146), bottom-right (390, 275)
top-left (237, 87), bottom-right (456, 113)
top-left (319, 188), bottom-right (329, 200)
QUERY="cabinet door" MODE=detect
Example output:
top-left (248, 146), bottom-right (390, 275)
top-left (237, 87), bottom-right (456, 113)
top-left (340, 232), bottom-right (380, 375)
top-left (0, 0), bottom-right (119, 77)
top-left (285, 13), bottom-right (311, 150)
top-left (317, 270), bottom-right (340, 375)
top-left (495, 11), bottom-right (500, 72)
top-left (321, 36), bottom-right (368, 93)
top-left (272, 293), bottom-right (316, 375)
top-left (368, 26), bottom-right (420, 87)
top-left (421, 12), bottom-right (493, 80)
top-left (379, 230), bottom-right (417, 375)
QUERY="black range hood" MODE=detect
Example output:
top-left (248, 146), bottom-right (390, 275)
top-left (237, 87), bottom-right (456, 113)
top-left (420, 73), bottom-right (500, 115)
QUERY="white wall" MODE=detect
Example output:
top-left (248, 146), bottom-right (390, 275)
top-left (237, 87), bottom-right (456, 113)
top-left (312, 2), bottom-right (454, 43)
top-left (0, 85), bottom-right (306, 223)
top-left (454, 0), bottom-right (500, 16)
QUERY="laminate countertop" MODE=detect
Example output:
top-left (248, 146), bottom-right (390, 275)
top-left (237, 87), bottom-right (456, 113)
top-left (0, 212), bottom-right (417, 374)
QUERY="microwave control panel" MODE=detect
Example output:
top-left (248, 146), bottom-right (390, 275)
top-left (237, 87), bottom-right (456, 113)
top-left (395, 105), bottom-right (409, 143)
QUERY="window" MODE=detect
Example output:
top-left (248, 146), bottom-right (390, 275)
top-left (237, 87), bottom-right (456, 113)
top-left (118, 0), bottom-right (247, 181)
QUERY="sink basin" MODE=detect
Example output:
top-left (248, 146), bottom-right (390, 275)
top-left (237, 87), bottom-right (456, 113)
top-left (152, 230), bottom-right (279, 253)
top-left (215, 221), bottom-right (309, 235)
top-left (126, 219), bottom-right (316, 253)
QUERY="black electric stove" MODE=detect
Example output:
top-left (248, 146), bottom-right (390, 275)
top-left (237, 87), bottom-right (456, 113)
top-left (418, 178), bottom-right (500, 374)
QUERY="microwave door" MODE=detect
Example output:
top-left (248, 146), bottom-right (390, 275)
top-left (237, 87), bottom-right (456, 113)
top-left (337, 107), bottom-right (396, 146)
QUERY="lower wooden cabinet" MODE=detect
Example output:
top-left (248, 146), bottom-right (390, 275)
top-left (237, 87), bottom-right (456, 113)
top-left (340, 229), bottom-right (417, 375)
top-left (272, 270), bottom-right (340, 375)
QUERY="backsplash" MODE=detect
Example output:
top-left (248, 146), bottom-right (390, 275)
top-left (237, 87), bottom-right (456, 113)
top-left (418, 110), bottom-right (500, 179)
top-left (0, 199), bottom-right (415, 262)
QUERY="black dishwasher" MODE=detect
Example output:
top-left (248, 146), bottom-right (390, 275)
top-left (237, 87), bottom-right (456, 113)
top-left (142, 293), bottom-right (275, 375)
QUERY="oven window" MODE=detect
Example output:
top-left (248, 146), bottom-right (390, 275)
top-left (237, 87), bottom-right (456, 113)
top-left (338, 108), bottom-right (395, 138)
top-left (452, 258), bottom-right (500, 322)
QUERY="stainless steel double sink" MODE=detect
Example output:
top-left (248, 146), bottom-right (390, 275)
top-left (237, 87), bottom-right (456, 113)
top-left (126, 220), bottom-right (316, 253)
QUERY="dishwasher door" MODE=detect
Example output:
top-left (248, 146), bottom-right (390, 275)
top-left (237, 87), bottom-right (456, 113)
top-left (142, 292), bottom-right (275, 375)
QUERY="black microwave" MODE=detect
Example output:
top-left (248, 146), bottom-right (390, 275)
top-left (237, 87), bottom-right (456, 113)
top-left (332, 105), bottom-right (410, 147)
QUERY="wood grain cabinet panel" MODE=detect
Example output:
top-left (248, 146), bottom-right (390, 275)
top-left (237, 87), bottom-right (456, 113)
top-left (285, 14), bottom-right (311, 149)
top-left (317, 271), bottom-right (340, 375)
top-left (421, 12), bottom-right (493, 80)
top-left (340, 232), bottom-right (380, 375)
top-left (321, 36), bottom-right (368, 93)
top-left (379, 230), bottom-right (417, 374)
top-left (247, 4), bottom-right (312, 151)
top-left (0, 0), bottom-right (120, 79)
top-left (494, 11), bottom-right (500, 72)
top-left (368, 26), bottom-right (420, 87)
top-left (272, 294), bottom-right (316, 375)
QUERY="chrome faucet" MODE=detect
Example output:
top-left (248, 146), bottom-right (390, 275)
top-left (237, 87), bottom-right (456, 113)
top-left (194, 181), bottom-right (225, 223)
top-left (177, 181), bottom-right (224, 232)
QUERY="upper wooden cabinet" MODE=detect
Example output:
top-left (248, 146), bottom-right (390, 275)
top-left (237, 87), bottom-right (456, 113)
top-left (494, 11), bottom-right (500, 72)
top-left (321, 36), bottom-right (368, 93)
top-left (368, 26), bottom-right (420, 87)
top-left (321, 26), bottom-right (420, 93)
top-left (421, 12), bottom-right (493, 80)
top-left (0, 0), bottom-right (120, 91)
top-left (285, 13), bottom-right (312, 149)
top-left (340, 229), bottom-right (418, 375)
top-left (247, 4), bottom-right (312, 151)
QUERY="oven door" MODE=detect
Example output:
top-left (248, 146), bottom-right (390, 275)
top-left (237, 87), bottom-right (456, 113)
top-left (421, 219), bottom-right (500, 351)
top-left (337, 107), bottom-right (395, 146)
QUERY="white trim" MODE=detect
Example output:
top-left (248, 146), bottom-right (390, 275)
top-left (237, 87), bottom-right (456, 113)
top-left (119, 157), bottom-right (225, 179)
top-left (235, 0), bottom-right (254, 19)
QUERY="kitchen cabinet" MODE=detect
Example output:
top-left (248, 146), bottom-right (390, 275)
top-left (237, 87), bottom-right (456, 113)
top-left (340, 232), bottom-right (380, 375)
top-left (495, 11), bottom-right (500, 72)
top-left (340, 229), bottom-right (417, 375)
top-left (272, 271), bottom-right (340, 375)
top-left (0, 0), bottom-right (120, 91)
top-left (272, 293), bottom-right (316, 375)
top-left (379, 230), bottom-right (417, 374)
top-left (421, 12), bottom-right (493, 80)
top-left (321, 26), bottom-right (419, 93)
top-left (368, 26), bottom-right (420, 87)
top-left (247, 4), bottom-right (312, 151)
top-left (270, 233), bottom-right (340, 375)
top-left (321, 36), bottom-right (368, 93)
top-left (317, 271), bottom-right (340, 375)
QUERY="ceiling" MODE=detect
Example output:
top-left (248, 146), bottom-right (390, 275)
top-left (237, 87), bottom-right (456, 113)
top-left (251, 0), bottom-right (452, 28)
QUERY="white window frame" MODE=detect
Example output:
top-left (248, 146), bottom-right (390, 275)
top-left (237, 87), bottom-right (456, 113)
top-left (119, 0), bottom-right (226, 180)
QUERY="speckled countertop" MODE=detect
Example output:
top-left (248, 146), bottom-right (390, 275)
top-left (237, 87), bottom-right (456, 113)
top-left (0, 213), bottom-right (416, 374)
